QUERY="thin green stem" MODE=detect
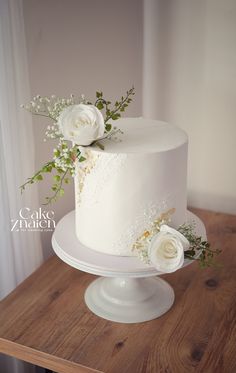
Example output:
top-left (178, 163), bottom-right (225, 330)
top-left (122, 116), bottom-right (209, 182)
top-left (28, 111), bottom-right (56, 121)
top-left (105, 87), bottom-right (134, 124)
top-left (43, 169), bottom-right (68, 205)
top-left (20, 161), bottom-right (55, 192)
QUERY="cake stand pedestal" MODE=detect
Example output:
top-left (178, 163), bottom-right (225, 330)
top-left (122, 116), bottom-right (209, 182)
top-left (52, 210), bottom-right (206, 323)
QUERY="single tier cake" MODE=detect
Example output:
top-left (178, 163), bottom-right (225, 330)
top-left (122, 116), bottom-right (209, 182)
top-left (75, 118), bottom-right (188, 256)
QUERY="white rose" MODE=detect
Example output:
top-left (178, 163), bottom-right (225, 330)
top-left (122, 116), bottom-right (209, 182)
top-left (58, 104), bottom-right (105, 146)
top-left (148, 225), bottom-right (190, 273)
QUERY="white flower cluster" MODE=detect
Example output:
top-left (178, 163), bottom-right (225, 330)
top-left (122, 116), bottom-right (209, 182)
top-left (22, 94), bottom-right (77, 141)
top-left (45, 124), bottom-right (61, 141)
top-left (21, 94), bottom-right (75, 119)
top-left (53, 140), bottom-right (76, 176)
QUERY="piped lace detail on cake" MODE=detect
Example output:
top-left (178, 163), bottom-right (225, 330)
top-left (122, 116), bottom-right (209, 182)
top-left (111, 198), bottom-right (173, 255)
top-left (76, 152), bottom-right (127, 207)
top-left (75, 150), bottom-right (100, 205)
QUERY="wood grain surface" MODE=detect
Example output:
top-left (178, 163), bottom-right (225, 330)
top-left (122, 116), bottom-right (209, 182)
top-left (0, 208), bottom-right (236, 373)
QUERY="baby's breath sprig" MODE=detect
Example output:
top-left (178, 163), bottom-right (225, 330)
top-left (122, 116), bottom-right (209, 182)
top-left (21, 94), bottom-right (75, 122)
top-left (178, 223), bottom-right (221, 268)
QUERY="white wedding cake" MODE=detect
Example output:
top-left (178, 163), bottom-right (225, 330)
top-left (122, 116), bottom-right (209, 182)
top-left (23, 92), bottom-right (216, 274)
top-left (74, 118), bottom-right (188, 256)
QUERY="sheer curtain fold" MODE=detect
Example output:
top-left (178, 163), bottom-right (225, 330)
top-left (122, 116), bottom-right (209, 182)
top-left (0, 0), bottom-right (43, 372)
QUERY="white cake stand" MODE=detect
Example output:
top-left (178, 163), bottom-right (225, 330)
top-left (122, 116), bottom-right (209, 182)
top-left (52, 211), bottom-right (206, 323)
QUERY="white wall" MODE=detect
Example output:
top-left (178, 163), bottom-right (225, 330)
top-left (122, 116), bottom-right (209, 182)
top-left (23, 0), bottom-right (143, 256)
top-left (143, 0), bottom-right (236, 214)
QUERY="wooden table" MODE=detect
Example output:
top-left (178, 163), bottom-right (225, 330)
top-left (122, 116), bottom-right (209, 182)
top-left (0, 208), bottom-right (236, 373)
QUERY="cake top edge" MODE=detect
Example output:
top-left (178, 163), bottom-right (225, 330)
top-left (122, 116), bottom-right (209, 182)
top-left (89, 117), bottom-right (188, 154)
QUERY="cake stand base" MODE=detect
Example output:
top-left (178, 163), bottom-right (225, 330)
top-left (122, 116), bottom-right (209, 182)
top-left (85, 276), bottom-right (174, 323)
top-left (52, 210), bottom-right (206, 323)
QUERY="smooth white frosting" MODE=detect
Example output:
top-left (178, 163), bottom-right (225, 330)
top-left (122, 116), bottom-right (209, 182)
top-left (91, 118), bottom-right (188, 153)
top-left (75, 118), bottom-right (188, 256)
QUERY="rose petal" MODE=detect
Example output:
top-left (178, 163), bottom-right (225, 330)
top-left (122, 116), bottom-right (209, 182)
top-left (58, 104), bottom-right (105, 146)
top-left (160, 224), bottom-right (190, 251)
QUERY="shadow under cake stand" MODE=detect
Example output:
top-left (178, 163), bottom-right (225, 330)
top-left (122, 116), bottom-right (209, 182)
top-left (52, 210), bottom-right (206, 323)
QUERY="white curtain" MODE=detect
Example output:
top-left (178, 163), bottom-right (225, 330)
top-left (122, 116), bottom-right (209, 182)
top-left (0, 0), bottom-right (43, 372)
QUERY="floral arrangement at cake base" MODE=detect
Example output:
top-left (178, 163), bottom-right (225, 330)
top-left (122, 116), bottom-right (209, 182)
top-left (132, 208), bottom-right (221, 272)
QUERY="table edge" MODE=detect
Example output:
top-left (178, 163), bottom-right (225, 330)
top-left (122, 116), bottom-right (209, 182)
top-left (0, 339), bottom-right (103, 373)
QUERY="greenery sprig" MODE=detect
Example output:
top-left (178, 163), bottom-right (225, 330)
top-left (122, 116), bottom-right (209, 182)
top-left (178, 223), bottom-right (221, 268)
top-left (95, 86), bottom-right (135, 131)
top-left (20, 87), bottom-right (135, 204)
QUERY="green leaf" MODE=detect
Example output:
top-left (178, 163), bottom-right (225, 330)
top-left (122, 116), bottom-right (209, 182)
top-left (43, 165), bottom-right (53, 172)
top-left (79, 156), bottom-right (86, 162)
top-left (36, 174), bottom-right (43, 181)
top-left (96, 101), bottom-right (104, 110)
top-left (96, 91), bottom-right (102, 98)
top-left (105, 123), bottom-right (112, 132)
top-left (59, 188), bottom-right (65, 196)
top-left (64, 178), bottom-right (70, 184)
top-left (54, 175), bottom-right (61, 182)
top-left (111, 113), bottom-right (121, 120)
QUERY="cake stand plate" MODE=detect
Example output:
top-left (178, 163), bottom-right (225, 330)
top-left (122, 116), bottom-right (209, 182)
top-left (52, 210), bottom-right (206, 323)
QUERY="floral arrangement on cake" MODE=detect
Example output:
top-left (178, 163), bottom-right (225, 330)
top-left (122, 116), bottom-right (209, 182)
top-left (20, 87), bottom-right (135, 204)
top-left (132, 208), bottom-right (221, 272)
